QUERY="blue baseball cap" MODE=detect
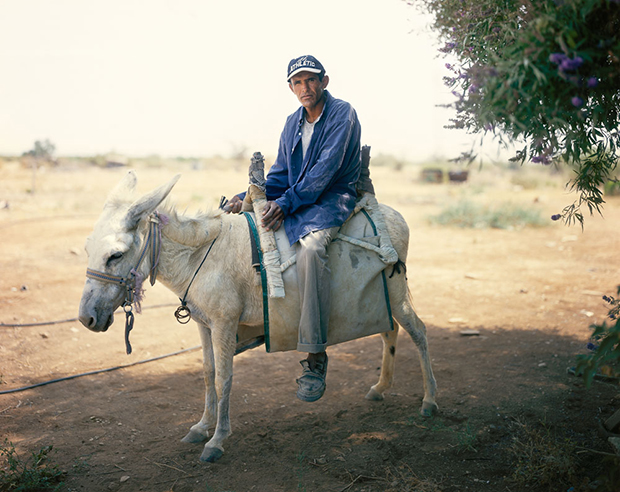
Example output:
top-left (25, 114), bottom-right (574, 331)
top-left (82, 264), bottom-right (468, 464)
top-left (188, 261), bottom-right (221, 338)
top-left (287, 55), bottom-right (325, 81)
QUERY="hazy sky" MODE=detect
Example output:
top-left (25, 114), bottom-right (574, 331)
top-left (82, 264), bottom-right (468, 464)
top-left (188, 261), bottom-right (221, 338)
top-left (0, 0), bottom-right (486, 161)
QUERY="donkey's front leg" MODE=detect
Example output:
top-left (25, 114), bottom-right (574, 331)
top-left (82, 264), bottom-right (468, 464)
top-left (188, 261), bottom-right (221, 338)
top-left (200, 322), bottom-right (237, 463)
top-left (182, 322), bottom-right (217, 444)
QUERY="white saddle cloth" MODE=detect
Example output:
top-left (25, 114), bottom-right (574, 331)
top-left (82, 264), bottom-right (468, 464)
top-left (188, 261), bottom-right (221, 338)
top-left (238, 203), bottom-right (396, 353)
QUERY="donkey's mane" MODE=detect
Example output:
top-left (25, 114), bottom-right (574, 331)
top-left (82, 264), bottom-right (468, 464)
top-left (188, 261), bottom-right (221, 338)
top-left (157, 203), bottom-right (225, 249)
top-left (160, 203), bottom-right (224, 224)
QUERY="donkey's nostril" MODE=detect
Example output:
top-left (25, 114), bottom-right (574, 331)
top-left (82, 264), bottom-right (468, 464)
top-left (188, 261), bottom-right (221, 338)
top-left (79, 312), bottom-right (96, 329)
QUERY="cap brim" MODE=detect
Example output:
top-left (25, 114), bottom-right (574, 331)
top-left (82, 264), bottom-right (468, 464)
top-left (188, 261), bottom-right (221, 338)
top-left (287, 67), bottom-right (322, 81)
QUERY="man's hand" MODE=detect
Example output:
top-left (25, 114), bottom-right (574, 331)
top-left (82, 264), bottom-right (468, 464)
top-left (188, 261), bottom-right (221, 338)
top-left (224, 195), bottom-right (244, 214)
top-left (262, 201), bottom-right (284, 231)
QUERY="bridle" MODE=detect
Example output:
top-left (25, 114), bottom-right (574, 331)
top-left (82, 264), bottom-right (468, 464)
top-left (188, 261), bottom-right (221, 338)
top-left (85, 212), bottom-right (164, 355)
top-left (85, 209), bottom-right (222, 355)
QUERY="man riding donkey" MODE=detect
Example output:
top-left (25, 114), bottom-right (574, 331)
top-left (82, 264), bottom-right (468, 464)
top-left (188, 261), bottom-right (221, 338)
top-left (227, 55), bottom-right (368, 402)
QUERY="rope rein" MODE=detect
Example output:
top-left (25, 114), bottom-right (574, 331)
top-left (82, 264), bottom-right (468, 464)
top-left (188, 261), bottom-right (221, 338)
top-left (173, 196), bottom-right (228, 323)
top-left (174, 236), bottom-right (218, 324)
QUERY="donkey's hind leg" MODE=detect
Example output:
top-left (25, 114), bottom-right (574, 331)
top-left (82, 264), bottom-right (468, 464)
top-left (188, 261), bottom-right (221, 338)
top-left (365, 327), bottom-right (399, 401)
top-left (182, 322), bottom-right (217, 444)
top-left (392, 296), bottom-right (438, 417)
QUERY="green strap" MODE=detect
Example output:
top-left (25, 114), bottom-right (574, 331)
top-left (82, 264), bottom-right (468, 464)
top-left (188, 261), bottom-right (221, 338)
top-left (360, 209), bottom-right (394, 331)
top-left (243, 212), bottom-right (271, 352)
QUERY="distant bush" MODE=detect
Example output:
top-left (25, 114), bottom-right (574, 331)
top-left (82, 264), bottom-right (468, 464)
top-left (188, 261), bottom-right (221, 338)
top-left (429, 199), bottom-right (548, 229)
top-left (22, 139), bottom-right (56, 161)
top-left (370, 153), bottom-right (409, 170)
top-left (604, 179), bottom-right (620, 196)
top-left (510, 169), bottom-right (562, 190)
top-left (510, 173), bottom-right (543, 190)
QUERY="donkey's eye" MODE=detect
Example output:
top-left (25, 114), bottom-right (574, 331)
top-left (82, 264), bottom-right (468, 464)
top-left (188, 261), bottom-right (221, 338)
top-left (107, 252), bottom-right (123, 265)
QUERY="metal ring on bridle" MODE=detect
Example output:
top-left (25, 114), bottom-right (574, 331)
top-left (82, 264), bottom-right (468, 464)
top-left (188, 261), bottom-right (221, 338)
top-left (174, 305), bottom-right (192, 324)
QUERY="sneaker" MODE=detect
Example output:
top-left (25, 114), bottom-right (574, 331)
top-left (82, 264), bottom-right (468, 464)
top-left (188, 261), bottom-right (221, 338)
top-left (296, 355), bottom-right (328, 402)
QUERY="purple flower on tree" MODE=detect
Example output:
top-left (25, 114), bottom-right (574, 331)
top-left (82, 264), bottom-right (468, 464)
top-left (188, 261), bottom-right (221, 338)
top-left (571, 96), bottom-right (584, 107)
top-left (560, 56), bottom-right (583, 71)
top-left (587, 77), bottom-right (598, 88)
top-left (441, 41), bottom-right (457, 53)
top-left (549, 53), bottom-right (567, 65)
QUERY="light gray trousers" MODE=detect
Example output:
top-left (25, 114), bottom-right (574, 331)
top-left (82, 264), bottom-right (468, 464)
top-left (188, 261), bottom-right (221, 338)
top-left (295, 226), bottom-right (340, 354)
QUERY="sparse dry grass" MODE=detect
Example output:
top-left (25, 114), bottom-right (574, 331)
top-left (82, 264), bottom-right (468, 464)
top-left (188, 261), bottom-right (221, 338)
top-left (383, 463), bottom-right (443, 492)
top-left (509, 419), bottom-right (588, 491)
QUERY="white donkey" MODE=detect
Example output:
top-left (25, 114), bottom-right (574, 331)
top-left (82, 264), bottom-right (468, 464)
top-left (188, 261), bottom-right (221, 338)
top-left (79, 171), bottom-right (437, 462)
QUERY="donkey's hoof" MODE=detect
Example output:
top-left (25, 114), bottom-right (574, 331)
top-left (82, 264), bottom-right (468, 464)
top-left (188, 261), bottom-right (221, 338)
top-left (181, 428), bottom-right (208, 444)
top-left (420, 400), bottom-right (438, 417)
top-left (200, 446), bottom-right (223, 463)
top-left (364, 387), bottom-right (384, 401)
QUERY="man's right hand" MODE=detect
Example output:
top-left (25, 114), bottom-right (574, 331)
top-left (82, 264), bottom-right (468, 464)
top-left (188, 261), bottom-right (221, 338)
top-left (224, 195), bottom-right (243, 214)
top-left (262, 201), bottom-right (284, 231)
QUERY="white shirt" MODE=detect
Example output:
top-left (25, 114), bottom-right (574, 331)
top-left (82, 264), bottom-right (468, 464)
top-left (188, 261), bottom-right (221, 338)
top-left (301, 114), bottom-right (321, 159)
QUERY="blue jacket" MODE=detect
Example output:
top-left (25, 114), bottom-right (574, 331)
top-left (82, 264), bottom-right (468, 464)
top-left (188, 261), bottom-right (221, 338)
top-left (266, 90), bottom-right (362, 245)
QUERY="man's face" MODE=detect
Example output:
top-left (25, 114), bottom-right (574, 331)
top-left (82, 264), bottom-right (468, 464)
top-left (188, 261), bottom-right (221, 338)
top-left (289, 71), bottom-right (329, 112)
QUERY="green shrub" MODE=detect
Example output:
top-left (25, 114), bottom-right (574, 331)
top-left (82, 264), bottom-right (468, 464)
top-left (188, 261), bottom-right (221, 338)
top-left (0, 440), bottom-right (65, 492)
top-left (576, 287), bottom-right (620, 387)
top-left (429, 200), bottom-right (548, 229)
top-left (604, 179), bottom-right (620, 196)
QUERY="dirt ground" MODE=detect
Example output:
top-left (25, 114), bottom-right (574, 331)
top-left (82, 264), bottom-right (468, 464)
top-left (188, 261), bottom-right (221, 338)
top-left (1, 158), bottom-right (619, 492)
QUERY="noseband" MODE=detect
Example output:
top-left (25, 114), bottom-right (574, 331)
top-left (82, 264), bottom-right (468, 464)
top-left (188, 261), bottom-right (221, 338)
top-left (85, 212), bottom-right (164, 354)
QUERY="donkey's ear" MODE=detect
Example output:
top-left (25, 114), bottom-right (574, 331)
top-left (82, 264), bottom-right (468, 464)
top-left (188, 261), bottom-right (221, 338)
top-left (125, 174), bottom-right (181, 230)
top-left (105, 170), bottom-right (138, 208)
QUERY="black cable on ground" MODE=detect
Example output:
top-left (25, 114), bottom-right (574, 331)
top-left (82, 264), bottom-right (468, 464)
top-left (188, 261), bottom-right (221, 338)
top-left (0, 303), bottom-right (178, 328)
top-left (0, 345), bottom-right (202, 395)
top-left (1, 317), bottom-right (78, 328)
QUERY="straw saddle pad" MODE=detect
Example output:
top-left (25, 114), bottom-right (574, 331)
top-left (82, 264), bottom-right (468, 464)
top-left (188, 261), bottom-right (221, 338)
top-left (237, 200), bottom-right (398, 353)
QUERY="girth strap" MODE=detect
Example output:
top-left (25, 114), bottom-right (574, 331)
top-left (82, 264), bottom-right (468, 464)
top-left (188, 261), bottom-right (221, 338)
top-left (248, 218), bottom-right (261, 273)
top-left (243, 212), bottom-right (270, 351)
